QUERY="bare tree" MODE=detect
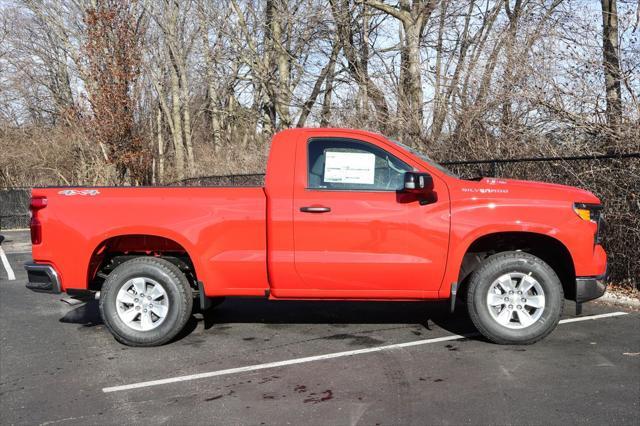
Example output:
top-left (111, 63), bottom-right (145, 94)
top-left (149, 0), bottom-right (197, 179)
top-left (84, 0), bottom-right (148, 183)
top-left (331, 0), bottom-right (390, 131)
top-left (197, 0), bottom-right (224, 150)
top-left (297, 41), bottom-right (341, 127)
top-left (364, 0), bottom-right (438, 142)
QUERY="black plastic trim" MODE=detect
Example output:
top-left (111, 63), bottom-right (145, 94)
top-left (449, 282), bottom-right (458, 313)
top-left (198, 281), bottom-right (212, 311)
top-left (575, 266), bottom-right (608, 304)
top-left (24, 262), bottom-right (61, 294)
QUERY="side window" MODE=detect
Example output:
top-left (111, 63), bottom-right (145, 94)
top-left (307, 138), bottom-right (412, 191)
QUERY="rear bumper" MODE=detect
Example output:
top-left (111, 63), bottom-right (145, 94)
top-left (24, 262), bottom-right (61, 294)
top-left (575, 265), bottom-right (608, 303)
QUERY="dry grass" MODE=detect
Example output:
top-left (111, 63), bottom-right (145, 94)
top-left (0, 126), bottom-right (118, 187)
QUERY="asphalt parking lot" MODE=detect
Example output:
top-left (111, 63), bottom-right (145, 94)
top-left (1, 230), bottom-right (639, 425)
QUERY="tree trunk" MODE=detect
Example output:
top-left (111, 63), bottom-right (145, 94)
top-left (297, 43), bottom-right (340, 127)
top-left (402, 23), bottom-right (423, 141)
top-left (364, 0), bottom-right (437, 141)
top-left (430, 0), bottom-right (448, 143)
top-left (270, 0), bottom-right (291, 128)
top-left (320, 48), bottom-right (337, 127)
top-left (198, 3), bottom-right (222, 151)
top-left (360, 2), bottom-right (369, 121)
top-left (331, 0), bottom-right (390, 131)
top-left (156, 106), bottom-right (165, 184)
top-left (601, 0), bottom-right (622, 131)
top-left (500, 0), bottom-right (522, 130)
top-left (180, 69), bottom-right (195, 177)
top-left (431, 0), bottom-right (474, 143)
top-left (169, 61), bottom-right (185, 181)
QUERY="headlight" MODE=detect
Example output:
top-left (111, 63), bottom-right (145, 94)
top-left (574, 202), bottom-right (604, 244)
top-left (573, 203), bottom-right (602, 222)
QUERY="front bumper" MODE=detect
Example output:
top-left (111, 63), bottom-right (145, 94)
top-left (575, 266), bottom-right (608, 303)
top-left (24, 262), bottom-right (61, 294)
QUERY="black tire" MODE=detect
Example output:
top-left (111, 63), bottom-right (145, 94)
top-left (99, 257), bottom-right (193, 347)
top-left (466, 251), bottom-right (564, 345)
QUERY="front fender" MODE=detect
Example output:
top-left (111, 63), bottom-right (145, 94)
top-left (437, 199), bottom-right (591, 297)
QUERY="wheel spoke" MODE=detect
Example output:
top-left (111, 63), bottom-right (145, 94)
top-left (147, 285), bottom-right (164, 301)
top-left (151, 304), bottom-right (168, 318)
top-left (132, 278), bottom-right (146, 295)
top-left (140, 311), bottom-right (153, 330)
top-left (496, 275), bottom-right (514, 292)
top-left (487, 293), bottom-right (506, 307)
top-left (495, 307), bottom-right (512, 325)
top-left (524, 295), bottom-right (545, 309)
top-left (519, 275), bottom-right (536, 294)
top-left (117, 291), bottom-right (135, 304)
top-left (120, 307), bottom-right (139, 324)
top-left (515, 309), bottom-right (535, 327)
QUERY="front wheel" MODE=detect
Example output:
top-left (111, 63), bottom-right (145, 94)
top-left (99, 257), bottom-right (193, 347)
top-left (467, 251), bottom-right (564, 345)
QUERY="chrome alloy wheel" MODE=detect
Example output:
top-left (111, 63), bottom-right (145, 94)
top-left (486, 272), bottom-right (545, 329)
top-left (116, 277), bottom-right (169, 331)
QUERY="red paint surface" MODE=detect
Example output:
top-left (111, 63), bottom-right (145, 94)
top-left (31, 128), bottom-right (606, 299)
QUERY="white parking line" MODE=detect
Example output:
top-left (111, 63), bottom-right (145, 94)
top-left (0, 247), bottom-right (16, 280)
top-left (556, 311), bottom-right (629, 324)
top-left (102, 311), bottom-right (629, 393)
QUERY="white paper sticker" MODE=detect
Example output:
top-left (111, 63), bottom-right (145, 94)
top-left (324, 151), bottom-right (376, 184)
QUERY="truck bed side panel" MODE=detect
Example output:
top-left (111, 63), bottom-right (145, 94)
top-left (31, 187), bottom-right (268, 296)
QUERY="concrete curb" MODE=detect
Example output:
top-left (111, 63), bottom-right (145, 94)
top-left (599, 291), bottom-right (640, 308)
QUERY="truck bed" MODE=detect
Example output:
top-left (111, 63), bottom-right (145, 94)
top-left (31, 186), bottom-right (269, 296)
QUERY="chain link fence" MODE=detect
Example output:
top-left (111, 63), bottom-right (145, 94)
top-left (167, 173), bottom-right (265, 187)
top-left (0, 189), bottom-right (30, 230)
top-left (442, 153), bottom-right (639, 288)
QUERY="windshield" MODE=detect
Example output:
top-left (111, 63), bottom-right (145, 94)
top-left (392, 140), bottom-right (458, 178)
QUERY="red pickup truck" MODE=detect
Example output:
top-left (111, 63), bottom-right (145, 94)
top-left (25, 128), bottom-right (607, 346)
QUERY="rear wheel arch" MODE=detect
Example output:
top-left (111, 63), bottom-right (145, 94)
top-left (87, 234), bottom-right (199, 291)
top-left (456, 232), bottom-right (576, 300)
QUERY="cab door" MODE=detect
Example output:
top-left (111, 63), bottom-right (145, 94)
top-left (281, 134), bottom-right (450, 299)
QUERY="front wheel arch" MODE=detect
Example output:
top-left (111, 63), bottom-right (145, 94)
top-left (455, 232), bottom-right (576, 301)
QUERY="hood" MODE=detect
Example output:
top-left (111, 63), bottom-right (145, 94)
top-left (455, 177), bottom-right (601, 204)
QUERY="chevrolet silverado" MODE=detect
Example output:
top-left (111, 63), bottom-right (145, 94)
top-left (25, 128), bottom-right (607, 346)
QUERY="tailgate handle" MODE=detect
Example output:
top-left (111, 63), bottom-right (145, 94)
top-left (300, 206), bottom-right (331, 213)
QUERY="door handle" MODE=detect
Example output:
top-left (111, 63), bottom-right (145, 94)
top-left (300, 206), bottom-right (331, 213)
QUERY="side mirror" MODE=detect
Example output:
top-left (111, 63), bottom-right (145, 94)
top-left (403, 172), bottom-right (433, 193)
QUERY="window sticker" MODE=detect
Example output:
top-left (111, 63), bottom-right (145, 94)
top-left (324, 151), bottom-right (376, 184)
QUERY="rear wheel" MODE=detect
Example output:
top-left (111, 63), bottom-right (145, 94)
top-left (99, 257), bottom-right (193, 347)
top-left (467, 251), bottom-right (564, 345)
